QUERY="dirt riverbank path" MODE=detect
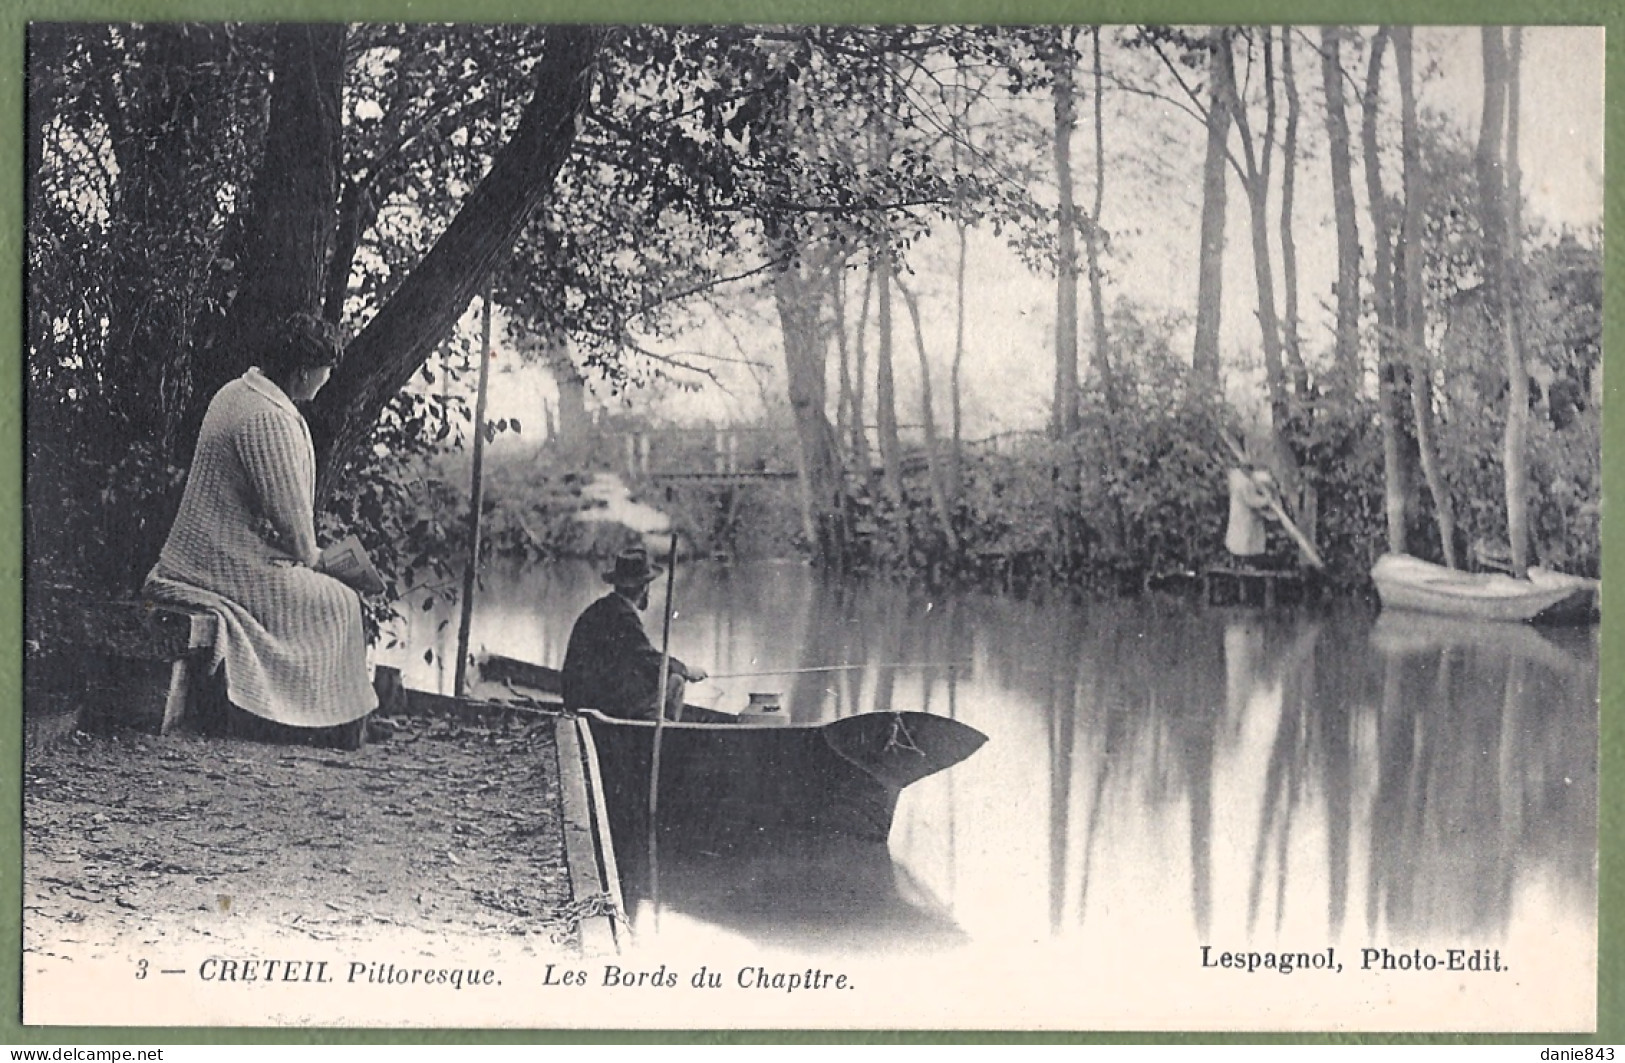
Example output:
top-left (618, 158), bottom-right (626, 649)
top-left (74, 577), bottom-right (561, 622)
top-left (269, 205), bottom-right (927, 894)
top-left (23, 712), bottom-right (587, 975)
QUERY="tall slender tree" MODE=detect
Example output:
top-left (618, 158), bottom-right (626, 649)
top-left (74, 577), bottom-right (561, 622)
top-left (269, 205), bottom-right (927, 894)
top-left (874, 241), bottom-right (904, 501)
top-left (1360, 27), bottom-right (1413, 554)
top-left (850, 267), bottom-right (875, 474)
top-left (831, 268), bottom-right (856, 464)
top-left (1397, 26), bottom-right (1458, 568)
top-left (1320, 26), bottom-right (1362, 392)
top-left (950, 219), bottom-right (969, 498)
top-left (1278, 28), bottom-right (1305, 398)
top-left (1216, 28), bottom-right (1288, 438)
top-left (1477, 26), bottom-right (1531, 576)
top-left (1082, 25), bottom-right (1114, 410)
top-left (897, 279), bottom-right (958, 549)
top-left (1049, 27), bottom-right (1082, 438)
top-left (773, 247), bottom-right (850, 565)
top-left (761, 62), bottom-right (852, 567)
top-left (1190, 27), bottom-right (1233, 388)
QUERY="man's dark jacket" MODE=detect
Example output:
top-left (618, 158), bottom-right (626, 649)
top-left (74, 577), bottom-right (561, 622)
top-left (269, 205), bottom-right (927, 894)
top-left (561, 591), bottom-right (689, 718)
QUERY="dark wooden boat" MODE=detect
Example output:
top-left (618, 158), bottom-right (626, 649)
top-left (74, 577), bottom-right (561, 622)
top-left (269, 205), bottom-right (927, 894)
top-left (580, 707), bottom-right (986, 860)
top-left (478, 654), bottom-right (987, 856)
top-left (1372, 553), bottom-right (1599, 625)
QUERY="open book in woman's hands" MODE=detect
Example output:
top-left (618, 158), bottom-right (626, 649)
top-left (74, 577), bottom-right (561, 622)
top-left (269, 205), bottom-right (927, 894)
top-left (317, 535), bottom-right (387, 595)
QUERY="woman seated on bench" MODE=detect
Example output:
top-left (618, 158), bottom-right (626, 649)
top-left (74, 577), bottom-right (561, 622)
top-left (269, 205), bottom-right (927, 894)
top-left (144, 313), bottom-right (375, 750)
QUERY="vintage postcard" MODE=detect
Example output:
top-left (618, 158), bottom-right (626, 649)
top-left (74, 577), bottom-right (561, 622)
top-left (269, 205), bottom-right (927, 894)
top-left (17, 18), bottom-right (1608, 1034)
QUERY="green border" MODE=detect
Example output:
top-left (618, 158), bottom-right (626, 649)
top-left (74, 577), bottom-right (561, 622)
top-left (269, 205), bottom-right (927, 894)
top-left (2, 0), bottom-right (1619, 1046)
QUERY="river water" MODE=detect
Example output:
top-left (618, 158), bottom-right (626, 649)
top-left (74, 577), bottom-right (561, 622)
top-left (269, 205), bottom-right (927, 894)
top-left (380, 559), bottom-right (1598, 980)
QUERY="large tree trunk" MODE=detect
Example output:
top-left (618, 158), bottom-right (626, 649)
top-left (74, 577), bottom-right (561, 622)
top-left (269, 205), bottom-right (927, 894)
top-left (1398, 27), bottom-right (1458, 569)
top-left (1190, 28), bottom-right (1233, 390)
top-left (1477, 27), bottom-right (1531, 576)
top-left (309, 26), bottom-right (607, 497)
top-left (1361, 28), bottom-right (1412, 555)
top-left (189, 24), bottom-right (344, 448)
top-left (1049, 29), bottom-right (1081, 438)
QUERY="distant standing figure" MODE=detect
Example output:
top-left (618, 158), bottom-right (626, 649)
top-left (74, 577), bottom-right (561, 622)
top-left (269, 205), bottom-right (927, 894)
top-left (562, 548), bottom-right (707, 720)
top-left (143, 313), bottom-right (376, 749)
top-left (1226, 465), bottom-right (1281, 567)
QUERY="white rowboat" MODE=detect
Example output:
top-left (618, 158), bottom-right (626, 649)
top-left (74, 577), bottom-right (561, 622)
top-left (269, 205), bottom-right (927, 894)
top-left (1371, 553), bottom-right (1598, 625)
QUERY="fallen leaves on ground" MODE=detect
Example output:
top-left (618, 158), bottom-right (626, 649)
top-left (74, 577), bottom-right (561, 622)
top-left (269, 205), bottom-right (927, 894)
top-left (24, 714), bottom-right (581, 960)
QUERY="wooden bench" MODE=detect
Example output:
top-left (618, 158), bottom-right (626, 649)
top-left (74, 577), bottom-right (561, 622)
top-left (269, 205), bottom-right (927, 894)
top-left (71, 600), bottom-right (219, 735)
top-left (41, 599), bottom-right (408, 740)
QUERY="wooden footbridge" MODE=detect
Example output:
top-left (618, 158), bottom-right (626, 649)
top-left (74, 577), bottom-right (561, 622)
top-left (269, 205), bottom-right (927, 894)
top-left (618, 427), bottom-right (800, 484)
top-left (608, 426), bottom-right (1045, 484)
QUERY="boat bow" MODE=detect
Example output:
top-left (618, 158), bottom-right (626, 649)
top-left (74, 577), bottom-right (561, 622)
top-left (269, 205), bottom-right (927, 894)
top-left (822, 712), bottom-right (988, 790)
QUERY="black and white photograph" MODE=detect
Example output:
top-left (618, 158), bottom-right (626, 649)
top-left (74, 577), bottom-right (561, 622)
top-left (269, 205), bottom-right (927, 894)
top-left (20, 21), bottom-right (1604, 1031)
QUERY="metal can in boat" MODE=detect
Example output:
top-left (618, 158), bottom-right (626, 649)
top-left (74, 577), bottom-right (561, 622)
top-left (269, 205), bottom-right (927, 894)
top-left (741, 691), bottom-right (786, 724)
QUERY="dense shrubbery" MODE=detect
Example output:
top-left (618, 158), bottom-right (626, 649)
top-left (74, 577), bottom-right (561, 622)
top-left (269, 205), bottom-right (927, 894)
top-left (766, 268), bottom-right (1601, 593)
top-left (1427, 237), bottom-right (1605, 578)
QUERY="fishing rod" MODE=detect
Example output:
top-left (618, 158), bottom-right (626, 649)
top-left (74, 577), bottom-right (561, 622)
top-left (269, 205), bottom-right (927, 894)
top-left (704, 662), bottom-right (971, 680)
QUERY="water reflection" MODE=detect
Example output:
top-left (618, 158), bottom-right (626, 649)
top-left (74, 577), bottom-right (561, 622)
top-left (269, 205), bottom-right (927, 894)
top-left (1363, 613), bottom-right (1597, 942)
top-left (381, 560), bottom-right (1598, 958)
top-left (620, 835), bottom-right (967, 955)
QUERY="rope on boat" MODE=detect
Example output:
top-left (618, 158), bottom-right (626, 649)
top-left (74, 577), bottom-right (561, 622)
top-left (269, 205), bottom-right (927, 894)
top-left (539, 891), bottom-right (625, 945)
top-left (882, 714), bottom-right (926, 757)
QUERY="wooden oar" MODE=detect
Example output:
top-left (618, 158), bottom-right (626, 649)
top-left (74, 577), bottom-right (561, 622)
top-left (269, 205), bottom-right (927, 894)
top-left (1260, 493), bottom-right (1326, 570)
top-left (648, 532), bottom-right (679, 921)
top-left (1221, 433), bottom-right (1326, 570)
top-left (451, 84), bottom-right (504, 698)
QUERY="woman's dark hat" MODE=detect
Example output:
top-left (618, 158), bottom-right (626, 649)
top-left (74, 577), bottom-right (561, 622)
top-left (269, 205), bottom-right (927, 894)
top-left (602, 548), bottom-right (663, 586)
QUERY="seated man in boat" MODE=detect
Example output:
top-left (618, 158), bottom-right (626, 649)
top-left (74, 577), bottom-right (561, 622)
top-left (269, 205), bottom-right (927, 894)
top-left (561, 548), bottom-right (707, 721)
top-left (1225, 464), bottom-right (1285, 570)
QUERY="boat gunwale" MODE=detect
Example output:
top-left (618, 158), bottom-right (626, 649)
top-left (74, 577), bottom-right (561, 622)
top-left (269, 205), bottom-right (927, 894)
top-left (575, 707), bottom-right (962, 733)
